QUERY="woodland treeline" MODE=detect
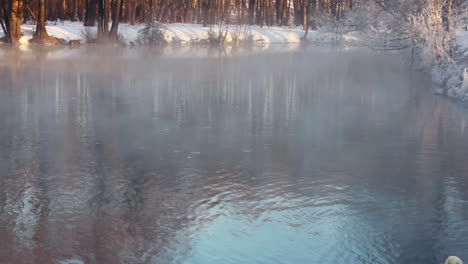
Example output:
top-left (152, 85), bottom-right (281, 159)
top-left (0, 0), bottom-right (354, 43)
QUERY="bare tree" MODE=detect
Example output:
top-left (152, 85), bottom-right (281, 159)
top-left (30, 0), bottom-right (58, 43)
top-left (1, 0), bottom-right (24, 43)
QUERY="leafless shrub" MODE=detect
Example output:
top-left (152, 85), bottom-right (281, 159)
top-left (81, 27), bottom-right (97, 43)
top-left (135, 22), bottom-right (167, 47)
top-left (230, 25), bottom-right (255, 46)
top-left (207, 23), bottom-right (228, 47)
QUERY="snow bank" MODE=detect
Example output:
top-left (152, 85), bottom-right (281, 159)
top-left (19, 22), bottom-right (84, 44)
top-left (441, 29), bottom-right (468, 100)
top-left (126, 23), bottom-right (335, 44)
top-left (457, 30), bottom-right (468, 56)
top-left (464, 68), bottom-right (468, 90)
top-left (161, 23), bottom-right (315, 44)
top-left (0, 21), bottom-right (334, 46)
top-left (446, 67), bottom-right (468, 100)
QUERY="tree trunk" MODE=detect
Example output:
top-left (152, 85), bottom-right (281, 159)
top-left (130, 0), bottom-right (136, 24)
top-left (303, 0), bottom-right (309, 34)
top-left (97, 0), bottom-right (105, 39)
top-left (60, 0), bottom-right (66, 20)
top-left (248, 0), bottom-right (254, 24)
top-left (7, 0), bottom-right (23, 43)
top-left (294, 0), bottom-right (303, 25)
top-left (103, 0), bottom-right (109, 32)
top-left (30, 0), bottom-right (57, 43)
top-left (84, 0), bottom-right (97, 26)
top-left (442, 0), bottom-right (453, 32)
top-left (309, 0), bottom-right (317, 30)
top-left (71, 0), bottom-right (78, 21)
top-left (109, 0), bottom-right (123, 40)
top-left (49, 0), bottom-right (57, 21)
top-left (97, 0), bottom-right (110, 41)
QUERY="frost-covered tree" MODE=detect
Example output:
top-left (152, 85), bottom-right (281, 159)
top-left (330, 0), bottom-right (461, 65)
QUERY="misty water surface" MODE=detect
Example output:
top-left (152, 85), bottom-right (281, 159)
top-left (1, 47), bottom-right (468, 264)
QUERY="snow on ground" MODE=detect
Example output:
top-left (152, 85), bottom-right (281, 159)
top-left (0, 21), bottom-right (334, 46)
top-left (445, 29), bottom-right (468, 100)
top-left (19, 22), bottom-right (84, 44)
top-left (130, 23), bottom-right (335, 44)
top-left (459, 30), bottom-right (468, 96)
top-left (457, 29), bottom-right (468, 56)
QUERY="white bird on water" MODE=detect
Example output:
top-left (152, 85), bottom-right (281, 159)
top-left (445, 256), bottom-right (463, 264)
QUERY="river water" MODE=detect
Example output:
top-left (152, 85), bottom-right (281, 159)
top-left (1, 47), bottom-right (468, 264)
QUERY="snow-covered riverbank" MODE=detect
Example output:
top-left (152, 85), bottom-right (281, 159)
top-left (9, 21), bottom-right (337, 46)
top-left (457, 30), bottom-right (468, 57)
top-left (439, 29), bottom-right (468, 101)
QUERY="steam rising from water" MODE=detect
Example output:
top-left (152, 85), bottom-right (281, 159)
top-left (1, 47), bottom-right (468, 264)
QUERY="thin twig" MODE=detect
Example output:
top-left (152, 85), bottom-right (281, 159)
top-left (26, 4), bottom-right (38, 22)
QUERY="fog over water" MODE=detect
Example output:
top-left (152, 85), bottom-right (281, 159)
top-left (1, 47), bottom-right (468, 264)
